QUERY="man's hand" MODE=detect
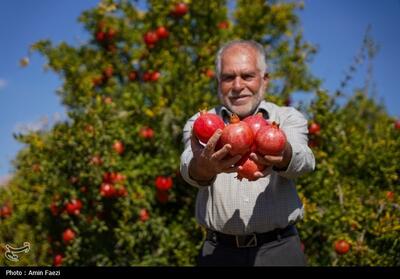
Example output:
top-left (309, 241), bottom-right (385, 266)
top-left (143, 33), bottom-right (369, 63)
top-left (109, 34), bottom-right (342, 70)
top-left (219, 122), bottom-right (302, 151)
top-left (189, 129), bottom-right (241, 184)
top-left (248, 141), bottom-right (293, 179)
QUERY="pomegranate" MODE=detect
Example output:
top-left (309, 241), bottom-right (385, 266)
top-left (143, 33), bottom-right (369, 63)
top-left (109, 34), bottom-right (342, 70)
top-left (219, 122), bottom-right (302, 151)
top-left (220, 114), bottom-right (254, 156)
top-left (139, 126), bottom-right (154, 139)
top-left (53, 254), bottom-right (63, 266)
top-left (139, 209), bottom-right (149, 222)
top-left (243, 113), bottom-right (269, 135)
top-left (65, 199), bottom-right (83, 216)
top-left (309, 122), bottom-right (321, 135)
top-left (128, 71), bottom-right (137, 81)
top-left (0, 204), bottom-right (12, 218)
top-left (100, 183), bottom-right (116, 198)
top-left (156, 190), bottom-right (169, 204)
top-left (143, 31), bottom-right (158, 46)
top-left (62, 229), bottom-right (76, 244)
top-left (103, 172), bottom-right (125, 184)
top-left (236, 153), bottom-right (265, 181)
top-left (116, 186), bottom-right (128, 197)
top-left (243, 113), bottom-right (269, 152)
top-left (156, 26), bottom-right (169, 39)
top-left (255, 121), bottom-right (287, 156)
top-left (155, 176), bottom-right (173, 191)
top-left (334, 239), bottom-right (350, 255)
top-left (395, 120), bottom-right (400, 130)
top-left (113, 140), bottom-right (125, 155)
top-left (172, 3), bottom-right (188, 17)
top-left (218, 21), bottom-right (229, 29)
top-left (386, 191), bottom-right (394, 201)
top-left (193, 111), bottom-right (225, 144)
top-left (50, 202), bottom-right (59, 216)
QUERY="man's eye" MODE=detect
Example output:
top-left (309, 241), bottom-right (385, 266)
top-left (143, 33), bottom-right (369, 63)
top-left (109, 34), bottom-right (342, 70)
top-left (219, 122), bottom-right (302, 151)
top-left (222, 75), bottom-right (234, 81)
top-left (243, 75), bottom-right (254, 80)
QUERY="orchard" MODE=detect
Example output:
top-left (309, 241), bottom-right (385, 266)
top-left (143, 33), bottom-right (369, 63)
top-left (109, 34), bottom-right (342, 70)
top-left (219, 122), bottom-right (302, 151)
top-left (0, 0), bottom-right (399, 266)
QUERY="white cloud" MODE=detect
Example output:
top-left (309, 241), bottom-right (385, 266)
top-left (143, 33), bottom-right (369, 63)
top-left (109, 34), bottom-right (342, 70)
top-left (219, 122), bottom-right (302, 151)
top-left (0, 79), bottom-right (7, 90)
top-left (13, 112), bottom-right (67, 135)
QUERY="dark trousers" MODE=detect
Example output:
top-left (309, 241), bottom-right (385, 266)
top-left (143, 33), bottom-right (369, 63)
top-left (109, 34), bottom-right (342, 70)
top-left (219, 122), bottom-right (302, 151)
top-left (197, 232), bottom-right (307, 266)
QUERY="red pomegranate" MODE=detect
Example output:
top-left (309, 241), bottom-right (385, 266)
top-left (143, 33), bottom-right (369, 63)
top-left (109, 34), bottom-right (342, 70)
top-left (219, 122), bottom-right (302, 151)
top-left (150, 71), bottom-right (161, 81)
top-left (53, 254), bottom-right (63, 266)
top-left (50, 202), bottom-right (59, 216)
top-left (112, 140), bottom-right (125, 155)
top-left (103, 172), bottom-right (125, 184)
top-left (334, 239), bottom-right (350, 255)
top-left (156, 190), bottom-right (169, 204)
top-left (386, 191), bottom-right (394, 201)
top-left (139, 126), bottom-right (154, 139)
top-left (96, 31), bottom-right (106, 42)
top-left (395, 120), bottom-right (400, 130)
top-left (243, 113), bottom-right (269, 151)
top-left (100, 183), bottom-right (117, 198)
top-left (220, 114), bottom-right (254, 156)
top-left (65, 199), bottom-right (83, 216)
top-left (236, 153), bottom-right (265, 181)
top-left (143, 31), bottom-right (158, 46)
top-left (218, 21), bottom-right (229, 29)
top-left (62, 229), bottom-right (76, 244)
top-left (139, 209), bottom-right (149, 222)
top-left (243, 113), bottom-right (269, 135)
top-left (116, 186), bottom-right (128, 197)
top-left (0, 204), bottom-right (12, 218)
top-left (155, 176), bottom-right (173, 191)
top-left (193, 111), bottom-right (225, 144)
top-left (309, 122), bottom-right (321, 135)
top-left (172, 3), bottom-right (188, 17)
top-left (128, 71), bottom-right (137, 81)
top-left (255, 122), bottom-right (287, 156)
top-left (156, 26), bottom-right (169, 39)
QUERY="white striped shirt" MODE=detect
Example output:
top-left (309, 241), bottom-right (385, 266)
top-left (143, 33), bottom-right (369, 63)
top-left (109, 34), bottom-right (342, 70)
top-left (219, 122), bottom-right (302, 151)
top-left (180, 101), bottom-right (315, 235)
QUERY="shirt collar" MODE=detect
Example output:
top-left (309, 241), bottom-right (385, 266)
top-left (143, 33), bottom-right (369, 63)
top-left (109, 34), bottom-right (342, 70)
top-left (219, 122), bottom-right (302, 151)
top-left (217, 101), bottom-right (270, 124)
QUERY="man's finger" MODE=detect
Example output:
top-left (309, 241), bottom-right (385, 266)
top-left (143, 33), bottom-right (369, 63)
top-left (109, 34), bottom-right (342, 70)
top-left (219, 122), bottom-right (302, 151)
top-left (253, 167), bottom-right (272, 179)
top-left (203, 129), bottom-right (223, 156)
top-left (211, 144), bottom-right (231, 161)
top-left (190, 131), bottom-right (203, 152)
top-left (221, 166), bottom-right (238, 174)
top-left (263, 155), bottom-right (283, 165)
top-left (221, 155), bottom-right (242, 169)
top-left (250, 153), bottom-right (271, 166)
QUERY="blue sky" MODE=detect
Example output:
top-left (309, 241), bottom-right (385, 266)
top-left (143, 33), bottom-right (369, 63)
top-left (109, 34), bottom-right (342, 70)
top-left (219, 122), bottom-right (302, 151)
top-left (0, 0), bottom-right (399, 180)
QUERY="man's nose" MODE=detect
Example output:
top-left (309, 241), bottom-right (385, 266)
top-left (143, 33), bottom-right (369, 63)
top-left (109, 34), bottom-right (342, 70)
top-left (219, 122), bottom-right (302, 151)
top-left (232, 77), bottom-right (244, 92)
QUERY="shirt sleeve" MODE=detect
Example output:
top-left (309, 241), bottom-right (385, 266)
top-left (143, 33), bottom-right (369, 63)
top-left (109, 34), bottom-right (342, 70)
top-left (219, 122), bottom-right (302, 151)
top-left (273, 107), bottom-right (316, 179)
top-left (180, 113), bottom-right (214, 188)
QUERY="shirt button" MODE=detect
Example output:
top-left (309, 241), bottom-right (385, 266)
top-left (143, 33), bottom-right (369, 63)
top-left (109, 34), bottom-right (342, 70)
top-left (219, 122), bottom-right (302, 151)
top-left (244, 198), bottom-right (249, 202)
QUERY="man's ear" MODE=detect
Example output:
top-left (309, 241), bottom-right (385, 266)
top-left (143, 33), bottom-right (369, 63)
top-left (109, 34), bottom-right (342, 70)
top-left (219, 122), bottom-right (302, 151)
top-left (263, 72), bottom-right (269, 87)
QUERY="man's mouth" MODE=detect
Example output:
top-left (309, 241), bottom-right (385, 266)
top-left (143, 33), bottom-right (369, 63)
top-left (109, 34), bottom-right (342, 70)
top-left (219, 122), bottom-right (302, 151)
top-left (230, 95), bottom-right (252, 105)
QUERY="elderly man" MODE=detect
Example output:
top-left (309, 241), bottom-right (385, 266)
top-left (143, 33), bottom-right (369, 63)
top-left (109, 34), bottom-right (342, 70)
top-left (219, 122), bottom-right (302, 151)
top-left (180, 40), bottom-right (315, 266)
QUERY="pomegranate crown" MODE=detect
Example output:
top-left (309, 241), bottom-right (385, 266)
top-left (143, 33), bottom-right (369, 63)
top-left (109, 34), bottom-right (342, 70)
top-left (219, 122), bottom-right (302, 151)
top-left (198, 106), bottom-right (209, 115)
top-left (271, 121), bottom-right (280, 128)
top-left (229, 114), bottom-right (241, 124)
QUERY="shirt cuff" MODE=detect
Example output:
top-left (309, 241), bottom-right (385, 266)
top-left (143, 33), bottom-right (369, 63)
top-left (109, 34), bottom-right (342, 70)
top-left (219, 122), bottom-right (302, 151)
top-left (180, 148), bottom-right (215, 188)
top-left (272, 143), bottom-right (307, 179)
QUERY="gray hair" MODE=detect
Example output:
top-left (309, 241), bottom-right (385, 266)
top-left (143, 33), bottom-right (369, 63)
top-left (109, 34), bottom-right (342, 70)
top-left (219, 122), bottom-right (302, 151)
top-left (215, 40), bottom-right (268, 80)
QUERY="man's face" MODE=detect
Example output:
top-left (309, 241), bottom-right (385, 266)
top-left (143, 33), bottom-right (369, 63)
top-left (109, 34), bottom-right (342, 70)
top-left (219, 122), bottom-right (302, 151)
top-left (218, 45), bottom-right (268, 119)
